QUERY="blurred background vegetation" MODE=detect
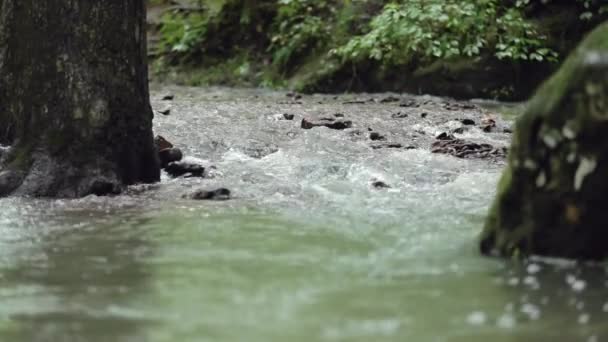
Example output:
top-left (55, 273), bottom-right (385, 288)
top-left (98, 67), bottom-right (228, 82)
top-left (147, 0), bottom-right (606, 100)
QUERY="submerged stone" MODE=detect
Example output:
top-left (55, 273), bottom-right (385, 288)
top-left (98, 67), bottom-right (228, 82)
top-left (165, 158), bottom-right (206, 178)
top-left (480, 23), bottom-right (608, 260)
top-left (301, 117), bottom-right (353, 130)
top-left (159, 147), bottom-right (183, 168)
top-left (186, 188), bottom-right (231, 201)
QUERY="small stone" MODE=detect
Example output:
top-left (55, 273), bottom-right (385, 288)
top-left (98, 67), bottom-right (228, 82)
top-left (188, 188), bottom-right (231, 201)
top-left (380, 95), bottom-right (400, 103)
top-left (161, 94), bottom-right (174, 101)
top-left (370, 143), bottom-right (404, 149)
top-left (461, 119), bottom-right (476, 125)
top-left (283, 113), bottom-right (295, 120)
top-left (334, 113), bottom-right (345, 118)
top-left (157, 107), bottom-right (171, 116)
top-left (391, 112), bottom-right (408, 119)
top-left (158, 148), bottom-right (183, 168)
top-left (165, 159), bottom-right (206, 178)
top-left (369, 132), bottom-right (386, 141)
top-left (301, 118), bottom-right (352, 130)
top-left (371, 180), bottom-right (391, 189)
top-left (420, 112), bottom-right (428, 118)
top-left (154, 135), bottom-right (173, 150)
top-left (436, 132), bottom-right (455, 140)
top-left (399, 100), bottom-right (419, 108)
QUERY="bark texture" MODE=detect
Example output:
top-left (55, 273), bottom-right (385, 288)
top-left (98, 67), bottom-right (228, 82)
top-left (480, 23), bottom-right (608, 260)
top-left (0, 0), bottom-right (160, 197)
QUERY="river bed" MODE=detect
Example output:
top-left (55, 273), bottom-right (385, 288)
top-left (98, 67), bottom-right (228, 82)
top-left (0, 87), bottom-right (607, 341)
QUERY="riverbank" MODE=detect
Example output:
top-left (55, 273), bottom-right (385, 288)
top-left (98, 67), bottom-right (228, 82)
top-left (147, 1), bottom-right (606, 101)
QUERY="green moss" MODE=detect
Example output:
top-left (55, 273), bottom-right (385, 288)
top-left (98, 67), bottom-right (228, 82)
top-left (480, 22), bottom-right (608, 260)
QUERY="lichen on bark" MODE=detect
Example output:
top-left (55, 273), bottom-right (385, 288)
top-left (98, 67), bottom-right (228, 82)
top-left (480, 22), bottom-right (608, 260)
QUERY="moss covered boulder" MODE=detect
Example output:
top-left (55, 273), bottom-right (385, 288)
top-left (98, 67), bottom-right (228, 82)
top-left (480, 22), bottom-right (608, 260)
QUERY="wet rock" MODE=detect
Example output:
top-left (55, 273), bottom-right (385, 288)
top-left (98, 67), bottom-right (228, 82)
top-left (369, 132), bottom-right (386, 141)
top-left (380, 95), bottom-right (400, 103)
top-left (165, 158), bottom-right (206, 178)
top-left (157, 107), bottom-right (171, 116)
top-left (154, 135), bottom-right (174, 150)
top-left (371, 180), bottom-right (391, 189)
top-left (391, 111), bottom-right (408, 119)
top-left (244, 145), bottom-right (279, 159)
top-left (399, 99), bottom-right (419, 108)
top-left (343, 98), bottom-right (374, 104)
top-left (282, 113), bottom-right (295, 120)
top-left (371, 142), bottom-right (415, 150)
top-left (436, 132), bottom-right (456, 140)
top-left (161, 94), bottom-right (175, 101)
top-left (480, 115), bottom-right (497, 132)
top-left (451, 127), bottom-right (466, 134)
top-left (286, 92), bottom-right (302, 100)
top-left (0, 145), bottom-right (10, 162)
top-left (277, 100), bottom-right (303, 105)
top-left (158, 148), bottom-right (183, 168)
top-left (444, 102), bottom-right (477, 111)
top-left (301, 118), bottom-right (352, 130)
top-left (431, 135), bottom-right (506, 159)
top-left (460, 118), bottom-right (476, 125)
top-left (186, 188), bottom-right (231, 201)
top-left (348, 130), bottom-right (364, 137)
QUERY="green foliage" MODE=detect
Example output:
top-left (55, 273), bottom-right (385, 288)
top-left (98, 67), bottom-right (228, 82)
top-left (269, 0), bottom-right (334, 70)
top-left (159, 11), bottom-right (208, 55)
top-left (333, 1), bottom-right (559, 67)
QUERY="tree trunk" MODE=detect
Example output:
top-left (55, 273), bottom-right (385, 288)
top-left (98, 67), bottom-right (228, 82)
top-left (0, 0), bottom-right (160, 197)
top-left (480, 22), bottom-right (608, 260)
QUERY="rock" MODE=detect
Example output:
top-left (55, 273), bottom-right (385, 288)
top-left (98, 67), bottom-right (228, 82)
top-left (480, 23), bottom-right (608, 260)
top-left (286, 92), bottom-right (302, 100)
top-left (380, 95), bottom-right (400, 103)
top-left (436, 132), bottom-right (456, 140)
top-left (444, 102), bottom-right (477, 111)
top-left (162, 94), bottom-right (174, 101)
top-left (283, 113), bottom-right (295, 120)
top-left (461, 118), bottom-right (476, 125)
top-left (157, 107), bottom-right (171, 116)
top-left (165, 158), bottom-right (206, 178)
top-left (371, 180), bottom-right (391, 189)
top-left (371, 142), bottom-right (415, 150)
top-left (391, 111), bottom-right (408, 119)
top-left (154, 135), bottom-right (173, 150)
top-left (187, 188), bottom-right (231, 201)
top-left (432, 138), bottom-right (506, 159)
top-left (420, 112), bottom-right (428, 118)
top-left (399, 99), bottom-right (419, 108)
top-left (301, 118), bottom-right (353, 130)
top-left (369, 132), bottom-right (386, 141)
top-left (158, 147), bottom-right (183, 168)
top-left (451, 127), bottom-right (466, 134)
top-left (0, 145), bottom-right (10, 162)
top-left (480, 114), bottom-right (496, 132)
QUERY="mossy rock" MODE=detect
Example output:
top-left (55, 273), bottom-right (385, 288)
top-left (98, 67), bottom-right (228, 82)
top-left (480, 22), bottom-right (608, 260)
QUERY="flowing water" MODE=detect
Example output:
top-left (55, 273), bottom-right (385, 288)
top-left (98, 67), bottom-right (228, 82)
top-left (0, 87), bottom-right (607, 342)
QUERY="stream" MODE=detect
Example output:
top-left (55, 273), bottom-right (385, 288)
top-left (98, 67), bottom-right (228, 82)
top-left (0, 87), bottom-right (607, 341)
